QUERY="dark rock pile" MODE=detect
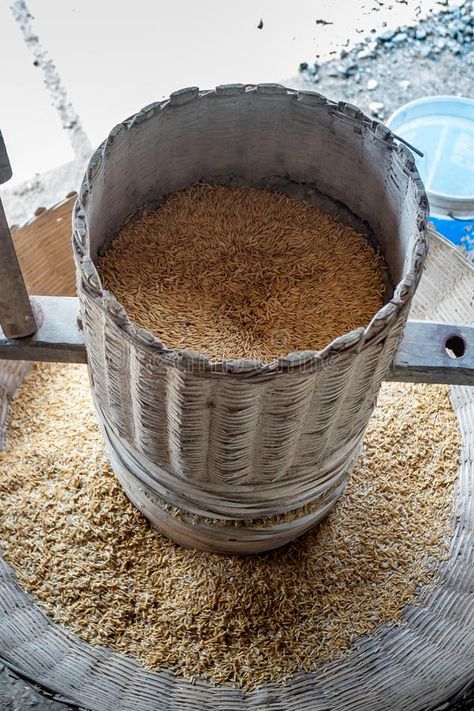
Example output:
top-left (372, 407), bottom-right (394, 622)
top-left (299, 0), bottom-right (473, 119)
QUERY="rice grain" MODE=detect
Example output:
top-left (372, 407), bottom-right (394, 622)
top-left (0, 364), bottom-right (460, 690)
top-left (97, 185), bottom-right (386, 362)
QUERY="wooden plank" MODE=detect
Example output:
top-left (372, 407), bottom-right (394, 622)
top-left (0, 132), bottom-right (12, 184)
top-left (0, 296), bottom-right (86, 363)
top-left (0, 135), bottom-right (39, 338)
top-left (0, 199), bottom-right (38, 339)
top-left (388, 320), bottom-right (474, 385)
top-left (0, 299), bottom-right (472, 386)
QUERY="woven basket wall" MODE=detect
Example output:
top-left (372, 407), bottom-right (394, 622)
top-left (72, 85), bottom-right (428, 553)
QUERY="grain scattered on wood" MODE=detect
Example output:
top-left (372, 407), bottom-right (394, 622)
top-left (97, 185), bottom-right (386, 362)
top-left (0, 364), bottom-right (460, 689)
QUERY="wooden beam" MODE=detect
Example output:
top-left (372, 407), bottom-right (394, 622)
top-left (388, 320), bottom-right (474, 386)
top-left (0, 200), bottom-right (38, 338)
top-left (0, 296), bottom-right (86, 363)
top-left (0, 302), bottom-right (472, 385)
top-left (0, 135), bottom-right (37, 339)
top-left (0, 132), bottom-right (12, 184)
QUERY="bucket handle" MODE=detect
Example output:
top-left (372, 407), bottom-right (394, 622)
top-left (447, 212), bottom-right (474, 222)
top-left (391, 133), bottom-right (424, 158)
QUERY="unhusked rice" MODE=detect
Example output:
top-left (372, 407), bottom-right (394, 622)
top-left (97, 185), bottom-right (386, 362)
top-left (0, 364), bottom-right (460, 689)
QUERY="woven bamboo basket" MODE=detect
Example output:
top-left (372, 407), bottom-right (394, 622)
top-left (0, 207), bottom-right (472, 710)
top-left (72, 85), bottom-right (428, 553)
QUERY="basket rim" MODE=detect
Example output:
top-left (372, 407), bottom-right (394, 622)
top-left (72, 84), bottom-right (429, 377)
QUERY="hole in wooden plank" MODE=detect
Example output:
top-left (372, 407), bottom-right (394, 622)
top-left (445, 335), bottom-right (466, 360)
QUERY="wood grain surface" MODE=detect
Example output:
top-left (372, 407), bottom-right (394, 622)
top-left (11, 196), bottom-right (76, 298)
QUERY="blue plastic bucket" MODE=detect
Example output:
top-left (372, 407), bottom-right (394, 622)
top-left (387, 96), bottom-right (474, 249)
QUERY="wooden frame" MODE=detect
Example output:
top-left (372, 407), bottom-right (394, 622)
top-left (0, 299), bottom-right (472, 384)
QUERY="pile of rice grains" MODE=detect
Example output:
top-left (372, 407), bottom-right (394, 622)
top-left (0, 363), bottom-right (460, 689)
top-left (98, 185), bottom-right (387, 361)
top-left (0, 187), bottom-right (461, 689)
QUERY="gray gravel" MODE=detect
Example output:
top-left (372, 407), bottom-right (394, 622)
top-left (295, 0), bottom-right (474, 124)
top-left (293, 0), bottom-right (474, 260)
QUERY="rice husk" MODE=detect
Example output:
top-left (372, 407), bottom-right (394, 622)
top-left (0, 363), bottom-right (460, 689)
top-left (97, 185), bottom-right (386, 362)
